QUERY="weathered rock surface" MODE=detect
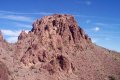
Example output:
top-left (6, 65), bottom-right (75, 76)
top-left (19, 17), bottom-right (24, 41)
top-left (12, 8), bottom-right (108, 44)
top-left (0, 14), bottom-right (120, 80)
top-left (20, 14), bottom-right (91, 67)
top-left (0, 61), bottom-right (9, 80)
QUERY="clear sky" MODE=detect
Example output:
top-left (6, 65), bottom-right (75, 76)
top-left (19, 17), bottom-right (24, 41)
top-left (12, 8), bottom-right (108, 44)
top-left (0, 0), bottom-right (120, 52)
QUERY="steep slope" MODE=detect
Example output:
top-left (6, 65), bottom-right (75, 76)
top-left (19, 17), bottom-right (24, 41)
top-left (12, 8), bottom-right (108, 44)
top-left (0, 14), bottom-right (120, 80)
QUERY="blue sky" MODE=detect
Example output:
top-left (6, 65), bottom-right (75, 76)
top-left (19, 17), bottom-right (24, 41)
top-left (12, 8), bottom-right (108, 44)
top-left (0, 0), bottom-right (120, 52)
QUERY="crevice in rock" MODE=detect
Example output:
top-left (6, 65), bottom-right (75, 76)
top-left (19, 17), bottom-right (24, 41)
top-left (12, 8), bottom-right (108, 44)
top-left (45, 25), bottom-right (49, 31)
top-left (57, 55), bottom-right (69, 71)
top-left (69, 25), bottom-right (75, 42)
top-left (52, 20), bottom-right (57, 26)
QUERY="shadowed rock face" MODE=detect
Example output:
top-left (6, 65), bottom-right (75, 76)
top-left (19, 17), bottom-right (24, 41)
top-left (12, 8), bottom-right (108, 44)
top-left (0, 14), bottom-right (120, 80)
top-left (0, 61), bottom-right (9, 80)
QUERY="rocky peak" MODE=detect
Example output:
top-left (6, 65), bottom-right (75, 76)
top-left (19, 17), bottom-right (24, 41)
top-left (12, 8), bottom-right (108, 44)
top-left (20, 14), bottom-right (92, 69)
top-left (18, 30), bottom-right (28, 40)
top-left (31, 14), bottom-right (91, 44)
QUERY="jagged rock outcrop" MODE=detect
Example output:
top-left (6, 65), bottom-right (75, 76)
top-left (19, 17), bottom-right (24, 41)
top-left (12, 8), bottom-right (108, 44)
top-left (31, 14), bottom-right (91, 44)
top-left (20, 14), bottom-right (92, 74)
top-left (0, 14), bottom-right (120, 80)
top-left (18, 31), bottom-right (28, 40)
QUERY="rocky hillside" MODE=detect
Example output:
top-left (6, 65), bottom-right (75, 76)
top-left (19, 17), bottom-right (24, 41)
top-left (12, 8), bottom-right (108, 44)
top-left (0, 14), bottom-right (120, 80)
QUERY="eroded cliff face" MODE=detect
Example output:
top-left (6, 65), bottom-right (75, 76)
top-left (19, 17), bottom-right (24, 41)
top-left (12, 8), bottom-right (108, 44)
top-left (0, 14), bottom-right (120, 80)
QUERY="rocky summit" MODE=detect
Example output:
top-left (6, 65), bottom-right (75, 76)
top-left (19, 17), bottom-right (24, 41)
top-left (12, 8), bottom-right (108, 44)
top-left (0, 14), bottom-right (120, 80)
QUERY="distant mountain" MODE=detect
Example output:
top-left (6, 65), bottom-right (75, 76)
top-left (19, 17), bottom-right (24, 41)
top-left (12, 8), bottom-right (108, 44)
top-left (0, 14), bottom-right (120, 80)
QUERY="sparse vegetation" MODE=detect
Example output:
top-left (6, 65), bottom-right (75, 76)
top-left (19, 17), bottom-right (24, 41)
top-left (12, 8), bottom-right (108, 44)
top-left (108, 76), bottom-right (116, 80)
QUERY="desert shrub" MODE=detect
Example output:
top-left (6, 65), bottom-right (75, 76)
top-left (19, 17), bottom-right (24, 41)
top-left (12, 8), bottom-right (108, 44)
top-left (108, 76), bottom-right (116, 80)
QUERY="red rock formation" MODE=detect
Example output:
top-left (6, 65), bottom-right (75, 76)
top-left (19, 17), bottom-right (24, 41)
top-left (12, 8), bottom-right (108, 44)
top-left (0, 14), bottom-right (120, 80)
top-left (20, 14), bottom-right (92, 69)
